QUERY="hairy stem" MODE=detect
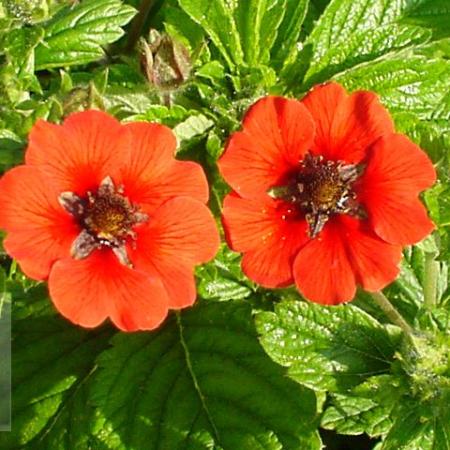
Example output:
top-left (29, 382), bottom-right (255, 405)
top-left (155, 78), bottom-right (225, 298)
top-left (423, 252), bottom-right (439, 309)
top-left (126, 0), bottom-right (157, 52)
top-left (370, 291), bottom-right (414, 336)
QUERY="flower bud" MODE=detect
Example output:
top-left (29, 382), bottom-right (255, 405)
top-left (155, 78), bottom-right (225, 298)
top-left (139, 30), bottom-right (192, 92)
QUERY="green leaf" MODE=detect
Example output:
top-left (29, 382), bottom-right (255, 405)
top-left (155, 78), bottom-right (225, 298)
top-left (92, 301), bottom-right (320, 450)
top-left (128, 104), bottom-right (188, 124)
top-left (304, 24), bottom-right (430, 87)
top-left (163, 5), bottom-right (204, 52)
top-left (335, 56), bottom-right (450, 120)
top-left (258, 0), bottom-right (287, 65)
top-left (283, 0), bottom-right (432, 92)
top-left (178, 0), bottom-right (244, 68)
top-left (1, 26), bottom-right (44, 98)
top-left (381, 402), bottom-right (450, 450)
top-left (306, 0), bottom-right (405, 62)
top-left (401, 0), bottom-right (450, 39)
top-left (270, 0), bottom-right (308, 68)
top-left (103, 85), bottom-right (155, 118)
top-left (256, 300), bottom-right (399, 393)
top-left (196, 245), bottom-right (254, 301)
top-left (233, 0), bottom-right (272, 66)
top-left (322, 395), bottom-right (392, 438)
top-left (321, 375), bottom-right (400, 438)
top-left (0, 129), bottom-right (25, 169)
top-left (35, 0), bottom-right (136, 69)
top-left (173, 113), bottom-right (214, 142)
top-left (0, 284), bottom-right (113, 449)
top-left (233, 0), bottom-right (286, 66)
top-left (178, 0), bottom-right (290, 68)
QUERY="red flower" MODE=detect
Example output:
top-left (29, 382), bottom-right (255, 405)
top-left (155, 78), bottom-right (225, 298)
top-left (0, 110), bottom-right (219, 330)
top-left (218, 82), bottom-right (436, 305)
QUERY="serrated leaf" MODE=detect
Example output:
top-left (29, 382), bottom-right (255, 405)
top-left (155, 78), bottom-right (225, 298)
top-left (0, 284), bottom-right (113, 449)
top-left (256, 301), bottom-right (399, 393)
top-left (232, 0), bottom-right (287, 68)
top-left (283, 0), bottom-right (436, 93)
top-left (103, 85), bottom-right (155, 118)
top-left (35, 0), bottom-right (136, 69)
top-left (92, 301), bottom-right (320, 450)
top-left (306, 0), bottom-right (404, 61)
top-left (321, 395), bottom-right (392, 437)
top-left (23, 374), bottom-right (98, 450)
top-left (196, 245), bottom-right (254, 301)
top-left (381, 402), bottom-right (450, 450)
top-left (233, 0), bottom-right (271, 65)
top-left (270, 0), bottom-right (308, 68)
top-left (304, 24), bottom-right (430, 87)
top-left (258, 0), bottom-right (287, 64)
top-left (173, 113), bottom-right (214, 142)
top-left (402, 0), bottom-right (450, 39)
top-left (163, 5), bottom-right (204, 52)
top-left (321, 375), bottom-right (400, 438)
top-left (335, 56), bottom-right (450, 120)
top-left (179, 0), bottom-right (289, 68)
top-left (178, 0), bottom-right (244, 68)
top-left (1, 26), bottom-right (44, 97)
top-left (0, 129), bottom-right (25, 169)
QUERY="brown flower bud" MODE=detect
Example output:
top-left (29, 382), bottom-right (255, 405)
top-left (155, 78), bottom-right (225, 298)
top-left (139, 30), bottom-right (192, 92)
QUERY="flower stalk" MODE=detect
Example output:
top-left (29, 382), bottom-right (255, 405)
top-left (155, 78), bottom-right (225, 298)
top-left (370, 291), bottom-right (414, 337)
top-left (423, 251), bottom-right (439, 309)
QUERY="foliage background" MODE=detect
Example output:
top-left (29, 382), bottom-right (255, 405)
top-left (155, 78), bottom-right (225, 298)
top-left (0, 0), bottom-right (449, 449)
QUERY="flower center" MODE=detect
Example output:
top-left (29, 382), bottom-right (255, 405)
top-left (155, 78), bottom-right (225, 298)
top-left (84, 191), bottom-right (134, 240)
top-left (268, 153), bottom-right (365, 238)
top-left (59, 176), bottom-right (148, 266)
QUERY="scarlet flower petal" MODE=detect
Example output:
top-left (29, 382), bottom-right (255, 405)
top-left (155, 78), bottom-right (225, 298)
top-left (0, 166), bottom-right (78, 280)
top-left (218, 96), bottom-right (315, 198)
top-left (293, 219), bottom-right (356, 305)
top-left (130, 197), bottom-right (220, 308)
top-left (119, 122), bottom-right (209, 212)
top-left (25, 110), bottom-right (130, 194)
top-left (120, 122), bottom-right (177, 185)
top-left (361, 133), bottom-right (436, 195)
top-left (302, 82), bottom-right (394, 163)
top-left (49, 251), bottom-right (169, 331)
top-left (338, 216), bottom-right (402, 292)
top-left (366, 195), bottom-right (434, 246)
top-left (126, 160), bottom-right (209, 214)
top-left (222, 193), bottom-right (309, 287)
top-left (360, 134), bottom-right (436, 245)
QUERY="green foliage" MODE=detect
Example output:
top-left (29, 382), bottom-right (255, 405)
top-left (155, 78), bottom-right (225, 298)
top-left (91, 301), bottom-right (320, 450)
top-left (35, 0), bottom-right (136, 69)
top-left (178, 0), bottom-right (307, 71)
top-left (196, 246), bottom-right (255, 302)
top-left (256, 301), bottom-right (400, 393)
top-left (401, 0), bottom-right (450, 38)
top-left (0, 283), bottom-right (114, 449)
top-left (257, 300), bottom-right (450, 447)
top-left (0, 0), bottom-right (450, 448)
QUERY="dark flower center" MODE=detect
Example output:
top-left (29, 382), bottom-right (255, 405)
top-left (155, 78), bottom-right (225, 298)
top-left (84, 191), bottom-right (134, 239)
top-left (59, 177), bottom-right (148, 266)
top-left (268, 153), bottom-right (365, 238)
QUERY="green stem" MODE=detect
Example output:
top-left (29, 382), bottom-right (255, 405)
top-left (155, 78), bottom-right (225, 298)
top-left (370, 291), bottom-right (414, 337)
top-left (8, 260), bottom-right (16, 280)
top-left (423, 252), bottom-right (439, 309)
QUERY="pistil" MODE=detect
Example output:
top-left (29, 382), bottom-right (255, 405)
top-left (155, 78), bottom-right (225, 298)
top-left (59, 176), bottom-right (148, 266)
top-left (268, 153), bottom-right (365, 238)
